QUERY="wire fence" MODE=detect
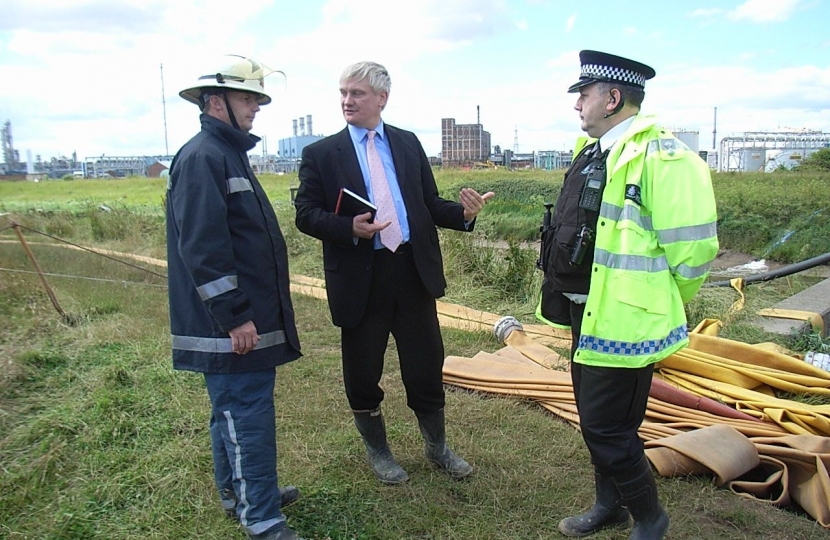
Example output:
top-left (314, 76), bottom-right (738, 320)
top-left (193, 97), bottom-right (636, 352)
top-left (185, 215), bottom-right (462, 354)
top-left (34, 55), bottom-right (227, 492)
top-left (0, 267), bottom-right (168, 288)
top-left (2, 224), bottom-right (167, 293)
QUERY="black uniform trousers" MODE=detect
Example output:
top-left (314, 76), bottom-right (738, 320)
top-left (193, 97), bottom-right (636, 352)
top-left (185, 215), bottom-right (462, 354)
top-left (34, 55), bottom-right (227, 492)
top-left (341, 244), bottom-right (446, 414)
top-left (568, 298), bottom-right (653, 476)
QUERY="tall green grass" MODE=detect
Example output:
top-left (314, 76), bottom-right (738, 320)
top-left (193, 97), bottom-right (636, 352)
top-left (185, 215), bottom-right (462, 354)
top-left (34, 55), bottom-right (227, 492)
top-left (433, 168), bottom-right (830, 261)
top-left (3, 168), bottom-right (829, 261)
top-left (713, 171), bottom-right (830, 260)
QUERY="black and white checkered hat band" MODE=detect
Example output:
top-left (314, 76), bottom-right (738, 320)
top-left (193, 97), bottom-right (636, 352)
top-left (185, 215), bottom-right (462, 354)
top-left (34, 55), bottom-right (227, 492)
top-left (581, 63), bottom-right (646, 87)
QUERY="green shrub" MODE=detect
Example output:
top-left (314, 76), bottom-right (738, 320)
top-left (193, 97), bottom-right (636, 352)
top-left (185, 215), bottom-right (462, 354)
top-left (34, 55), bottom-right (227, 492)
top-left (796, 147), bottom-right (830, 172)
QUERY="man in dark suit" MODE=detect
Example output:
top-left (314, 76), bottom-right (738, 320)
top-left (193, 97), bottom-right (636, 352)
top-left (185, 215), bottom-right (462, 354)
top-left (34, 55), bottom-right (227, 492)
top-left (295, 61), bottom-right (493, 485)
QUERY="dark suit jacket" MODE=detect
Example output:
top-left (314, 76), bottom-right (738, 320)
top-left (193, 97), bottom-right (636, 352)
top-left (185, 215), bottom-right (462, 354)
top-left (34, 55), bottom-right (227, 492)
top-left (295, 124), bottom-right (473, 328)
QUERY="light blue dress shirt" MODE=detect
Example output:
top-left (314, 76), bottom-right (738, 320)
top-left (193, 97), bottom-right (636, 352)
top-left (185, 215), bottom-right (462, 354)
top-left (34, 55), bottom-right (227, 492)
top-left (347, 122), bottom-right (411, 248)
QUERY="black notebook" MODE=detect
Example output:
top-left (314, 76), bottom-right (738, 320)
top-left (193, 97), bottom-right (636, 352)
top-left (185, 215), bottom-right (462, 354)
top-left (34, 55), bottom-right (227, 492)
top-left (334, 187), bottom-right (377, 220)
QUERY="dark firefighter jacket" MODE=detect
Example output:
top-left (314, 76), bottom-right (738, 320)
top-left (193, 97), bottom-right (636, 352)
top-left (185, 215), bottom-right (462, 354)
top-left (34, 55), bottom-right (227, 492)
top-left (166, 114), bottom-right (300, 373)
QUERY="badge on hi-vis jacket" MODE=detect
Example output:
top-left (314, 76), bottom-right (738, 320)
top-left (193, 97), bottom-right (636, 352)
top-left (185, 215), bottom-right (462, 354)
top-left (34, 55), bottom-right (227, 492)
top-left (625, 184), bottom-right (642, 206)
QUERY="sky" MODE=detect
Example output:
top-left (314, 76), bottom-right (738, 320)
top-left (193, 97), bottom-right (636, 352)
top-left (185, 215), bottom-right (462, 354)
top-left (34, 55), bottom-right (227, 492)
top-left (0, 0), bottom-right (828, 163)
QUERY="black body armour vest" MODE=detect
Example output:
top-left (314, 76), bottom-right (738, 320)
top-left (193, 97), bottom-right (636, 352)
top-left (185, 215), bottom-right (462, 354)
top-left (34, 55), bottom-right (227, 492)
top-left (540, 143), bottom-right (607, 294)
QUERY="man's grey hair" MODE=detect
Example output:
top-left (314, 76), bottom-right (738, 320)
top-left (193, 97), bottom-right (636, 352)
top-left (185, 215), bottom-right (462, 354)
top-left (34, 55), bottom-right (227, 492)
top-left (340, 61), bottom-right (391, 94)
top-left (595, 81), bottom-right (645, 109)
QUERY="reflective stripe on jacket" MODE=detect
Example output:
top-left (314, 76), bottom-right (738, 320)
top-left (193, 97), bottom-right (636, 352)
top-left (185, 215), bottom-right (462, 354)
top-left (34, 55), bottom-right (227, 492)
top-left (166, 114), bottom-right (301, 373)
top-left (574, 114), bottom-right (718, 368)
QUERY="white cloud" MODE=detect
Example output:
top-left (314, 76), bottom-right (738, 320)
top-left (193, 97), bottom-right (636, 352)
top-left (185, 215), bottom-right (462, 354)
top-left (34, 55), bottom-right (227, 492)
top-left (546, 50), bottom-right (579, 69)
top-left (0, 0), bottom-right (826, 162)
top-left (727, 0), bottom-right (801, 22)
top-left (0, 0), bottom-right (164, 32)
top-left (646, 62), bottom-right (830, 147)
top-left (0, 1), bottom-right (280, 159)
top-left (565, 14), bottom-right (577, 33)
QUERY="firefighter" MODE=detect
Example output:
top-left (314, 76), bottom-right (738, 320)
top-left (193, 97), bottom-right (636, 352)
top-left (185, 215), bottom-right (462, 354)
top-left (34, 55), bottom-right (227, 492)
top-left (167, 55), bottom-right (303, 540)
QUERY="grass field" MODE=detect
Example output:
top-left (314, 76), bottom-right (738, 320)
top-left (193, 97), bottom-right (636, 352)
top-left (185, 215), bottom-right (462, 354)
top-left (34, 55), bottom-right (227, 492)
top-left (3, 168), bottom-right (829, 261)
top-left (1, 171), bottom-right (829, 539)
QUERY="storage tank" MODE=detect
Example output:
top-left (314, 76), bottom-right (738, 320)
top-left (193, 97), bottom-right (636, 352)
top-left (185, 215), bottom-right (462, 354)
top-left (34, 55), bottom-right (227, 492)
top-left (764, 148), bottom-right (816, 172)
top-left (675, 130), bottom-right (699, 153)
top-left (742, 148), bottom-right (766, 172)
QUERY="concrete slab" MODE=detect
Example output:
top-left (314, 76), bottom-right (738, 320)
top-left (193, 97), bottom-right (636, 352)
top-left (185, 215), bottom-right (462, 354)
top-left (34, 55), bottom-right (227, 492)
top-left (757, 277), bottom-right (830, 337)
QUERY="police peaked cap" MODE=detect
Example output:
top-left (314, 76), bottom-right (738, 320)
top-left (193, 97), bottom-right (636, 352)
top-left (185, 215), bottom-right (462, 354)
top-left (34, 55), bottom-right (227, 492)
top-left (568, 50), bottom-right (655, 93)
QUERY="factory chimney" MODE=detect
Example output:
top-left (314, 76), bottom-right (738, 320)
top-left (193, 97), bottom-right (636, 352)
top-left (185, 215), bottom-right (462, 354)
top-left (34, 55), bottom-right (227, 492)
top-left (712, 107), bottom-right (717, 150)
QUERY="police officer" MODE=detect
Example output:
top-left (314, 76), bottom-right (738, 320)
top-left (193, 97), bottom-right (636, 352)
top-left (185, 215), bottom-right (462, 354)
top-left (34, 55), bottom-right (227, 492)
top-left (168, 55), bottom-right (304, 540)
top-left (538, 51), bottom-right (719, 539)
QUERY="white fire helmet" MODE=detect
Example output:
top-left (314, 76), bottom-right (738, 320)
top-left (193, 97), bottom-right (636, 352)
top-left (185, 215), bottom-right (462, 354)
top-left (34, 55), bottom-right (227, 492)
top-left (179, 55), bottom-right (280, 107)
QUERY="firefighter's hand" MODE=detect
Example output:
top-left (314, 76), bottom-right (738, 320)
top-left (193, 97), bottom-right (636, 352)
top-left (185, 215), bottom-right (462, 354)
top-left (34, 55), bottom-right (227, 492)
top-left (229, 320), bottom-right (260, 355)
top-left (353, 211), bottom-right (390, 239)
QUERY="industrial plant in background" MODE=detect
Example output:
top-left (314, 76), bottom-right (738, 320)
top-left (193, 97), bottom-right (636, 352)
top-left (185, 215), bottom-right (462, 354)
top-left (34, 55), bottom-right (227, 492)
top-left (2, 119), bottom-right (101, 179)
top-left (1, 120), bottom-right (21, 174)
top-left (680, 108), bottom-right (830, 172)
top-left (719, 130), bottom-right (830, 172)
top-left (4, 111), bottom-right (830, 180)
top-left (249, 114), bottom-right (325, 174)
top-left (441, 107), bottom-right (573, 171)
top-left (77, 114), bottom-right (328, 178)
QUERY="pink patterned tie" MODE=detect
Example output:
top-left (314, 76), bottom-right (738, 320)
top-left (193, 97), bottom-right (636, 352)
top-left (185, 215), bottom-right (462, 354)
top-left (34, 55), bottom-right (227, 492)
top-left (367, 130), bottom-right (403, 252)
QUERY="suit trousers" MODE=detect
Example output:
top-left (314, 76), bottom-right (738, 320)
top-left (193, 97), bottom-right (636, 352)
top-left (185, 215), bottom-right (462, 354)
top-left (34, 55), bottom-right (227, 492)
top-left (341, 245), bottom-right (445, 413)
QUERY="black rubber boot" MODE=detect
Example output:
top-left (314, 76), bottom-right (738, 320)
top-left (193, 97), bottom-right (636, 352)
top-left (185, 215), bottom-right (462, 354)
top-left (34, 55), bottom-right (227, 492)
top-left (353, 408), bottom-right (409, 485)
top-left (613, 457), bottom-right (669, 540)
top-left (558, 471), bottom-right (630, 536)
top-left (414, 409), bottom-right (473, 479)
top-left (278, 486), bottom-right (300, 508)
top-left (248, 524), bottom-right (305, 540)
top-left (222, 486), bottom-right (301, 520)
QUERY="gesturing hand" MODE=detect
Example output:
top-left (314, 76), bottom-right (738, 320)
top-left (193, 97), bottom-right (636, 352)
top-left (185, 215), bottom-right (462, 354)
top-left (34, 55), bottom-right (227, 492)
top-left (461, 188), bottom-right (496, 221)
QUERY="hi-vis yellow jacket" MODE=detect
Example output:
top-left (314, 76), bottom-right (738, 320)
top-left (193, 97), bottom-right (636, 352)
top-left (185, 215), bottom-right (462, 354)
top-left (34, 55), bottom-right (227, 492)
top-left (565, 114), bottom-right (718, 368)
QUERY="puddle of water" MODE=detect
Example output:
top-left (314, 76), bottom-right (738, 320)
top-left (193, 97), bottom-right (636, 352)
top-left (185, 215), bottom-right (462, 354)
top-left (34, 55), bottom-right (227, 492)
top-left (711, 259), bottom-right (769, 277)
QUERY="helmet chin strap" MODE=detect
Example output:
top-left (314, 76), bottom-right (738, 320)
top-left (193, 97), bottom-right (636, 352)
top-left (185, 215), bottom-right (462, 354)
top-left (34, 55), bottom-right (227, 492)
top-left (221, 89), bottom-right (242, 131)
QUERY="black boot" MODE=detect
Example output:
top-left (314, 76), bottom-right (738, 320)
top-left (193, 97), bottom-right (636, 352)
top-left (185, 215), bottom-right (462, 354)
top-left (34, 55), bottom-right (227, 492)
top-left (558, 471), bottom-right (630, 536)
top-left (613, 457), bottom-right (669, 540)
top-left (222, 486), bottom-right (301, 520)
top-left (249, 524), bottom-right (305, 540)
top-left (353, 408), bottom-right (409, 485)
top-left (414, 409), bottom-right (473, 479)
